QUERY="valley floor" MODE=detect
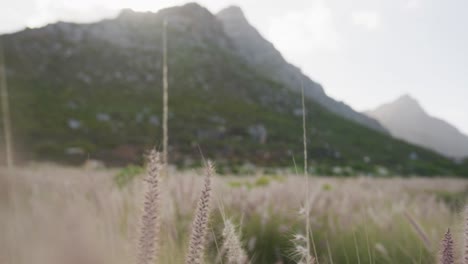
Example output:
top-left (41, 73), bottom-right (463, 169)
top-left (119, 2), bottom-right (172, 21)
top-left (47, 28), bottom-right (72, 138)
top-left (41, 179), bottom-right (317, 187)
top-left (1, 164), bottom-right (466, 263)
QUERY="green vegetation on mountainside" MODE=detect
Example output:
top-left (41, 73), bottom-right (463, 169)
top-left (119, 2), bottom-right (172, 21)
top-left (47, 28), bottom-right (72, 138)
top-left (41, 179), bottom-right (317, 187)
top-left (0, 5), bottom-right (466, 175)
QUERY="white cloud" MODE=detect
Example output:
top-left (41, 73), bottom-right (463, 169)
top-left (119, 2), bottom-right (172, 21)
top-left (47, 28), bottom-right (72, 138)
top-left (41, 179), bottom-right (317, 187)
top-left (352, 11), bottom-right (381, 30)
top-left (266, 0), bottom-right (341, 59)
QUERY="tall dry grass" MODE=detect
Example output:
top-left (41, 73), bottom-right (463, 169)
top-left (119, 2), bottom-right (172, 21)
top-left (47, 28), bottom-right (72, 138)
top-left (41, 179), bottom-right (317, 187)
top-left (300, 76), bottom-right (313, 264)
top-left (1, 164), bottom-right (467, 263)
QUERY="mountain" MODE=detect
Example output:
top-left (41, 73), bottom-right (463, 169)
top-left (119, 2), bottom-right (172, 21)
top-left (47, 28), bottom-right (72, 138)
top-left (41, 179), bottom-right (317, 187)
top-left (0, 3), bottom-right (466, 175)
top-left (216, 6), bottom-right (386, 133)
top-left (366, 94), bottom-right (468, 159)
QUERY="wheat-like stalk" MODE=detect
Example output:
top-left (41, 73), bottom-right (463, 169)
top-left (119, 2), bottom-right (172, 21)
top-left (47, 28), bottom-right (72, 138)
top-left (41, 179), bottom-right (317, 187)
top-left (222, 219), bottom-right (248, 264)
top-left (441, 229), bottom-right (454, 264)
top-left (137, 150), bottom-right (162, 264)
top-left (185, 161), bottom-right (214, 264)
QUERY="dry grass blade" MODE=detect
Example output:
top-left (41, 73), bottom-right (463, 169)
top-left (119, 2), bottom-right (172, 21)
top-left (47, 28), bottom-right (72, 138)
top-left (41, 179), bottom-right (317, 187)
top-left (185, 161), bottom-right (214, 264)
top-left (404, 211), bottom-right (431, 250)
top-left (137, 150), bottom-right (162, 264)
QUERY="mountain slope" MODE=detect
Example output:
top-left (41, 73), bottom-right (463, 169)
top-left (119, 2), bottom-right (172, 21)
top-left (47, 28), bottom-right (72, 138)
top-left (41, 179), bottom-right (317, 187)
top-left (366, 95), bottom-right (468, 159)
top-left (0, 3), bottom-right (466, 175)
top-left (216, 6), bottom-right (387, 133)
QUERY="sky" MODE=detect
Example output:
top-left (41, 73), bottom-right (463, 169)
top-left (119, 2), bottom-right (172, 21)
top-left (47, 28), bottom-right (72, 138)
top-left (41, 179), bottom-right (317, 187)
top-left (1, 0), bottom-right (467, 134)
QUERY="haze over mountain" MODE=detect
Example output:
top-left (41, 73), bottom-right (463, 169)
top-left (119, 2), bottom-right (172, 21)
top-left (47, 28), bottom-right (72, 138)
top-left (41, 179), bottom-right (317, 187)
top-left (1, 3), bottom-right (466, 175)
top-left (366, 95), bottom-right (468, 159)
top-left (216, 6), bottom-right (386, 133)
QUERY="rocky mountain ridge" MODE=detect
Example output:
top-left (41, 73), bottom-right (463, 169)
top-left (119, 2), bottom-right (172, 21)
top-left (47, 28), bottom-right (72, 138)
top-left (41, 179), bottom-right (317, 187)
top-left (0, 3), bottom-right (466, 175)
top-left (366, 94), bottom-right (468, 159)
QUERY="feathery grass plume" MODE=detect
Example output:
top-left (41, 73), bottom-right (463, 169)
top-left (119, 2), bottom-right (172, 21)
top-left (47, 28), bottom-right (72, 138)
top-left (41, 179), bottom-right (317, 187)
top-left (222, 219), bottom-right (248, 264)
top-left (465, 206), bottom-right (468, 264)
top-left (440, 229), bottom-right (454, 264)
top-left (185, 161), bottom-right (214, 264)
top-left (137, 150), bottom-right (162, 264)
top-left (292, 233), bottom-right (315, 264)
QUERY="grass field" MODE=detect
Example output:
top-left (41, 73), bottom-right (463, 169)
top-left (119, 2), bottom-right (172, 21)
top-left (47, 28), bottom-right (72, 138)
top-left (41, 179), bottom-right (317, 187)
top-left (1, 163), bottom-right (467, 264)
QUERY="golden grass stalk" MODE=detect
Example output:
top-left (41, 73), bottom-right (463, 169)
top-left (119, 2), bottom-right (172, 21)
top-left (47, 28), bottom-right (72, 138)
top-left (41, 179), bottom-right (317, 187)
top-left (185, 161), bottom-right (214, 264)
top-left (137, 150), bottom-right (162, 264)
top-left (440, 229), bottom-right (454, 264)
top-left (222, 219), bottom-right (248, 264)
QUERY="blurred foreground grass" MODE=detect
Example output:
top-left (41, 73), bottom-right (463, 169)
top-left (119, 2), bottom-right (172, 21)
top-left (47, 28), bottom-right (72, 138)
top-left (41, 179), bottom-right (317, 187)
top-left (1, 164), bottom-right (467, 264)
